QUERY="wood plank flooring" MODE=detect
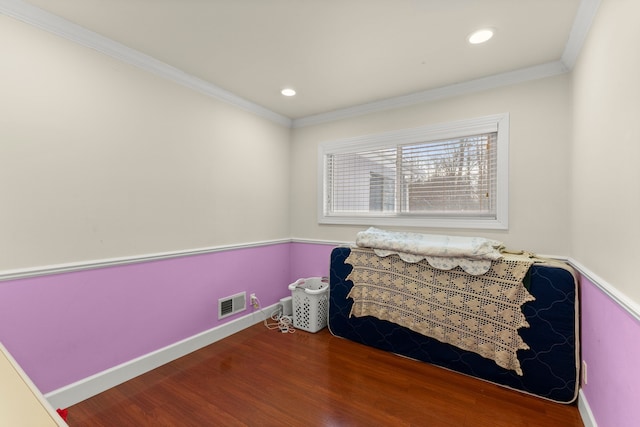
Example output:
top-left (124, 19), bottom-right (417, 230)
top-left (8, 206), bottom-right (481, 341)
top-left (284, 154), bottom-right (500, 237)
top-left (68, 323), bottom-right (583, 426)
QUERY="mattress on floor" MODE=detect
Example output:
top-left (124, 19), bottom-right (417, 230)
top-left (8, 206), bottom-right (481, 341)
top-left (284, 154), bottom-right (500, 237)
top-left (328, 246), bottom-right (580, 404)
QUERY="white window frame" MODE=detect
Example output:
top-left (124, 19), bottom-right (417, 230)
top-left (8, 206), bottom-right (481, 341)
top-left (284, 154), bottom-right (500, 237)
top-left (317, 113), bottom-right (509, 230)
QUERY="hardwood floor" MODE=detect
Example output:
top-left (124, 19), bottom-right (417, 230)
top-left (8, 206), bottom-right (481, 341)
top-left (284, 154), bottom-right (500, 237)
top-left (68, 323), bottom-right (583, 426)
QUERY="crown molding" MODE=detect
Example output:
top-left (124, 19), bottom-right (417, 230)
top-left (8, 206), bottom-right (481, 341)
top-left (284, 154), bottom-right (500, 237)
top-left (0, 0), bottom-right (292, 128)
top-left (1, 0), bottom-right (598, 130)
top-left (292, 0), bottom-right (600, 128)
top-left (561, 0), bottom-right (601, 69)
top-left (292, 61), bottom-right (568, 128)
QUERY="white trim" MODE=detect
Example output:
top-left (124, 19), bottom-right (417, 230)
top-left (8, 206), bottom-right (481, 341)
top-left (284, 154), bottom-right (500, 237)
top-left (1, 0), bottom-right (598, 130)
top-left (44, 303), bottom-right (278, 409)
top-left (293, 0), bottom-right (600, 128)
top-left (293, 61), bottom-right (567, 128)
top-left (533, 253), bottom-right (567, 261)
top-left (318, 115), bottom-right (502, 153)
top-left (317, 113), bottom-right (509, 230)
top-left (290, 238), bottom-right (350, 247)
top-left (0, 0), bottom-right (292, 128)
top-left (5, 237), bottom-right (638, 324)
top-left (578, 389), bottom-right (598, 427)
top-left (0, 239), bottom-right (290, 282)
top-left (561, 0), bottom-right (602, 69)
top-left (303, 237), bottom-right (640, 325)
top-left (568, 257), bottom-right (640, 323)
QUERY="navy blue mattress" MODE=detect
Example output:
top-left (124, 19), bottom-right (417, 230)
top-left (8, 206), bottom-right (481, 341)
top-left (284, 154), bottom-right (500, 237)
top-left (328, 246), bottom-right (579, 403)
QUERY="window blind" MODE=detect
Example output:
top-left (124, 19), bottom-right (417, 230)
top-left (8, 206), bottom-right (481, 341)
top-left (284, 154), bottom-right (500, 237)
top-left (326, 132), bottom-right (497, 218)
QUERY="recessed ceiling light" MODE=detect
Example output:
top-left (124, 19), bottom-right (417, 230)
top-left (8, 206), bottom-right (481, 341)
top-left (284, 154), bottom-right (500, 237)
top-left (468, 29), bottom-right (494, 44)
top-left (281, 88), bottom-right (296, 97)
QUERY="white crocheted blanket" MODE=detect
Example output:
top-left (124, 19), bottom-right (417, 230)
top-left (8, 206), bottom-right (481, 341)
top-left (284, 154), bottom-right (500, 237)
top-left (346, 247), bottom-right (535, 375)
top-left (355, 227), bottom-right (504, 275)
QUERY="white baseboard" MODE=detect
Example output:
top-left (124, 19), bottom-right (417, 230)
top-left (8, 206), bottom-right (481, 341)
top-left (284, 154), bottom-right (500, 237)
top-left (45, 304), bottom-right (277, 409)
top-left (578, 389), bottom-right (598, 427)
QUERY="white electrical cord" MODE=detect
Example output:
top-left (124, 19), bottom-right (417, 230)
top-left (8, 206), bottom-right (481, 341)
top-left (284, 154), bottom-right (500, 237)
top-left (254, 295), bottom-right (296, 333)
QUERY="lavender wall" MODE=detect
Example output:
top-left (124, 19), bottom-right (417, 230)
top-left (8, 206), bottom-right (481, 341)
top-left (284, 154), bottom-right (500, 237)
top-left (6, 239), bottom-right (640, 427)
top-left (0, 243), bottom-right (293, 394)
top-left (580, 275), bottom-right (640, 427)
top-left (289, 241), bottom-right (338, 283)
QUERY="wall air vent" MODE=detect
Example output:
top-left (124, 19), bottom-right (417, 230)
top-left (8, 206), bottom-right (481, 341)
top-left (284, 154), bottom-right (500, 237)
top-left (218, 292), bottom-right (246, 319)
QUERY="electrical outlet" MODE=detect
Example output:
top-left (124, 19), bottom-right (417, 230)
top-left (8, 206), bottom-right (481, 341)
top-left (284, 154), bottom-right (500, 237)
top-left (250, 293), bottom-right (259, 309)
top-left (582, 360), bottom-right (588, 385)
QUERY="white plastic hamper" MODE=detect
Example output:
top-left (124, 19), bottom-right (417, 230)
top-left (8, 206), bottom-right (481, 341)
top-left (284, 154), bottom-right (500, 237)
top-left (288, 277), bottom-right (329, 333)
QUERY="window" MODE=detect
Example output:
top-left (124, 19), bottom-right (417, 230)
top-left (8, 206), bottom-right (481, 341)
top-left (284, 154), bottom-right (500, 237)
top-left (318, 114), bottom-right (508, 229)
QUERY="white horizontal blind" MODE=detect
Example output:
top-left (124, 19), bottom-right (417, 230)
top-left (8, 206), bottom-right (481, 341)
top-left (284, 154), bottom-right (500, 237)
top-left (400, 133), bottom-right (497, 217)
top-left (326, 148), bottom-right (397, 214)
top-left (319, 113), bottom-right (508, 229)
top-left (325, 132), bottom-right (497, 218)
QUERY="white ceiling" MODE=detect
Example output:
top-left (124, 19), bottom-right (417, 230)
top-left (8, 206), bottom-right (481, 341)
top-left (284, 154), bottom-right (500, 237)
top-left (6, 0), bottom-right (594, 124)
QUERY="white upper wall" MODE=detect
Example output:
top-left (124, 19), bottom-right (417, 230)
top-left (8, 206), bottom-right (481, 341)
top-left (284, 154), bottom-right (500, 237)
top-left (571, 0), bottom-right (640, 306)
top-left (0, 15), bottom-right (291, 271)
top-left (290, 74), bottom-right (572, 256)
top-left (6, 0), bottom-right (638, 313)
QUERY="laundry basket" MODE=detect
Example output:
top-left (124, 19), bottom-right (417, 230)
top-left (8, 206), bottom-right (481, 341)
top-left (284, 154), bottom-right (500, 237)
top-left (288, 277), bottom-right (329, 333)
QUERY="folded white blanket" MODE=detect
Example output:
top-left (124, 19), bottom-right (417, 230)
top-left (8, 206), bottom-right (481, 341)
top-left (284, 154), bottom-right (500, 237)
top-left (355, 227), bottom-right (504, 275)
